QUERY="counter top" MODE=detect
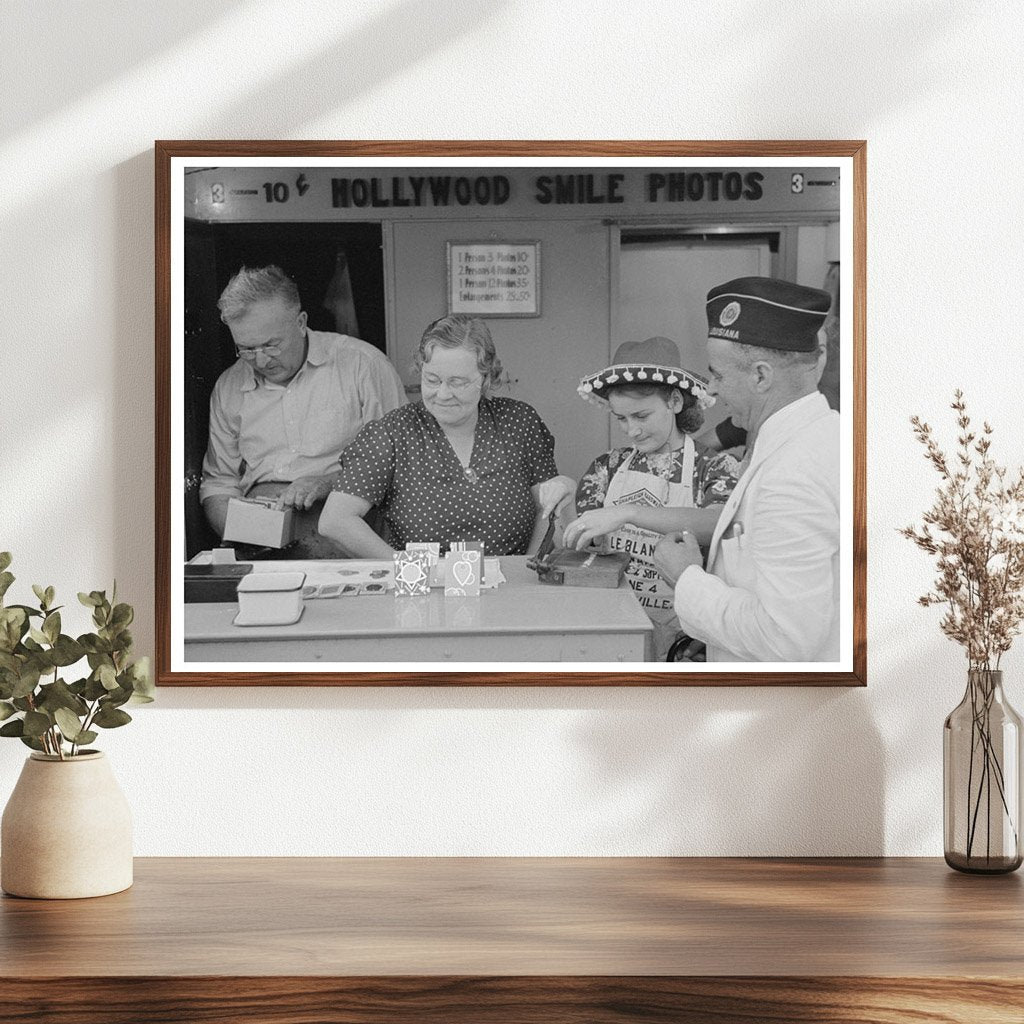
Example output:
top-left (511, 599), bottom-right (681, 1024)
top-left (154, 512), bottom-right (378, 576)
top-left (184, 555), bottom-right (653, 665)
top-left (1, 857), bottom-right (1021, 1022)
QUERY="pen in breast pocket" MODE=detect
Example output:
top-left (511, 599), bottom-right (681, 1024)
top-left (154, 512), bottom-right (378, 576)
top-left (727, 523), bottom-right (744, 545)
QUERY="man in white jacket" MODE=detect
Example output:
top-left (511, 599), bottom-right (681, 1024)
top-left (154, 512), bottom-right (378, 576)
top-left (653, 276), bottom-right (840, 663)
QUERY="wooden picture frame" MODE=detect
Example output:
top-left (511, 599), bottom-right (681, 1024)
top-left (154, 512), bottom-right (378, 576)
top-left (155, 140), bottom-right (866, 686)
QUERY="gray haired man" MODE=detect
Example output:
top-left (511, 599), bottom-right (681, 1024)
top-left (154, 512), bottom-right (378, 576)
top-left (199, 265), bottom-right (406, 556)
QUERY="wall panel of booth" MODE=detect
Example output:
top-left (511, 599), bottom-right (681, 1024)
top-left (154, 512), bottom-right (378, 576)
top-left (390, 218), bottom-right (614, 483)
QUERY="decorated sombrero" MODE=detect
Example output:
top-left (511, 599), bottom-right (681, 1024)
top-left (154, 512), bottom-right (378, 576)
top-left (577, 336), bottom-right (714, 410)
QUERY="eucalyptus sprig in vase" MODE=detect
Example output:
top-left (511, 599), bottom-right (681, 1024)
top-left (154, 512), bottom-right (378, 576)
top-left (902, 391), bottom-right (1024, 873)
top-left (0, 551), bottom-right (154, 898)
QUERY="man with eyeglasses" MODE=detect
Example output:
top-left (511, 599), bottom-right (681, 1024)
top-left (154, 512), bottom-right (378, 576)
top-left (199, 265), bottom-right (406, 555)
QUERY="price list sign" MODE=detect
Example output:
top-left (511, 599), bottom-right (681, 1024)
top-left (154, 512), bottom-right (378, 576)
top-left (447, 241), bottom-right (540, 317)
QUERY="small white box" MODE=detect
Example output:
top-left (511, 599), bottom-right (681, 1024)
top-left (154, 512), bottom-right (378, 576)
top-left (223, 497), bottom-right (294, 548)
top-left (233, 571), bottom-right (306, 626)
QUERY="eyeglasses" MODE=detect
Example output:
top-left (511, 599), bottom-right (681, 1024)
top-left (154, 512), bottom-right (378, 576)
top-left (235, 343), bottom-right (284, 362)
top-left (421, 372), bottom-right (483, 393)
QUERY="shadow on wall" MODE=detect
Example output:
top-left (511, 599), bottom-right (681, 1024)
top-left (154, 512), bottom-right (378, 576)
top-left (0, 0), bottom-right (244, 139)
top-left (568, 687), bottom-right (885, 856)
top-left (141, 681), bottom-right (885, 856)
top-left (2, 0), bottom-right (501, 143)
top-left (113, 151), bottom-right (159, 660)
top-left (196, 0), bottom-right (502, 137)
top-left (873, 626), bottom-right (971, 856)
top-left (727, 1), bottom-right (970, 130)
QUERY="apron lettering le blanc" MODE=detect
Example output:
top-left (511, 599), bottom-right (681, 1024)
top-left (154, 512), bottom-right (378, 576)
top-left (603, 439), bottom-right (696, 660)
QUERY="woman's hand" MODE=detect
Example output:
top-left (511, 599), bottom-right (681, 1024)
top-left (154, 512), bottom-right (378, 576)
top-left (535, 475), bottom-right (574, 519)
top-left (562, 507), bottom-right (626, 551)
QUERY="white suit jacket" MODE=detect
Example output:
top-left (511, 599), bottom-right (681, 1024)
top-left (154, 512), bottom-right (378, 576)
top-left (673, 392), bottom-right (841, 662)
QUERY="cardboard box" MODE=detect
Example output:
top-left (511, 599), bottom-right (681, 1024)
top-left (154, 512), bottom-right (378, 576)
top-left (531, 549), bottom-right (630, 588)
top-left (222, 496), bottom-right (294, 549)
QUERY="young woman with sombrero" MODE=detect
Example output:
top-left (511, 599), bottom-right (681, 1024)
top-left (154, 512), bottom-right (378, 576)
top-left (566, 336), bottom-right (741, 660)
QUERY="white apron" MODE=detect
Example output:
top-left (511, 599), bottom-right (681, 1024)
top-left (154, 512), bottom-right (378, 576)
top-left (603, 440), bottom-right (696, 661)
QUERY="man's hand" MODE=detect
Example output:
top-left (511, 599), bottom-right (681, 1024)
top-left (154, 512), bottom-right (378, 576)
top-left (671, 637), bottom-right (707, 662)
top-left (536, 475), bottom-right (574, 519)
top-left (563, 508), bottom-right (625, 551)
top-left (653, 531), bottom-right (703, 588)
top-left (274, 474), bottom-right (334, 511)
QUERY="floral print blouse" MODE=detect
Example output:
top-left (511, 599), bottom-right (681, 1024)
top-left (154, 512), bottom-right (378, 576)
top-left (575, 444), bottom-right (741, 514)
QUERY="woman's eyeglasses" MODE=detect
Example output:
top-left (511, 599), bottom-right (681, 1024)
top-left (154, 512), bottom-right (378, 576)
top-left (421, 372), bottom-right (482, 393)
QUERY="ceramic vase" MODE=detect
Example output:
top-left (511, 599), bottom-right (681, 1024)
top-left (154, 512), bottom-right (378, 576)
top-left (1, 751), bottom-right (133, 898)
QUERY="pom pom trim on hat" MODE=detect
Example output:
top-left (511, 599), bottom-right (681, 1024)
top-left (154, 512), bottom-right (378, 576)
top-left (577, 362), bottom-right (715, 411)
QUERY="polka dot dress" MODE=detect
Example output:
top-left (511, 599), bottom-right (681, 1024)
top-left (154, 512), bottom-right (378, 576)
top-left (334, 397), bottom-right (559, 555)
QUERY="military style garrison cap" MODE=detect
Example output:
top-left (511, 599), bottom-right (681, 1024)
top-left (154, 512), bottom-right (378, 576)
top-left (706, 276), bottom-right (831, 352)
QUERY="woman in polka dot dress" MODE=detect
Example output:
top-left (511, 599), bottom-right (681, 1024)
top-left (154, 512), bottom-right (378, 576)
top-left (319, 314), bottom-right (574, 557)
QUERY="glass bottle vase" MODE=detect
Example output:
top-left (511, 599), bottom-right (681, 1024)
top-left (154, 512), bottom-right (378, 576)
top-left (943, 669), bottom-right (1023, 873)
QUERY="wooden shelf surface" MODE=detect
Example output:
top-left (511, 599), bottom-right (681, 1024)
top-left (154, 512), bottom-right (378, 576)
top-left (2, 857), bottom-right (1023, 1023)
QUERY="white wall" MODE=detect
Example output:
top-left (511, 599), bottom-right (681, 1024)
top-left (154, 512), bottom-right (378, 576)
top-left (1, 0), bottom-right (1021, 855)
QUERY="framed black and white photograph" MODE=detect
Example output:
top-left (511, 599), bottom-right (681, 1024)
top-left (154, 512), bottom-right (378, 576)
top-left (155, 141), bottom-right (865, 686)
